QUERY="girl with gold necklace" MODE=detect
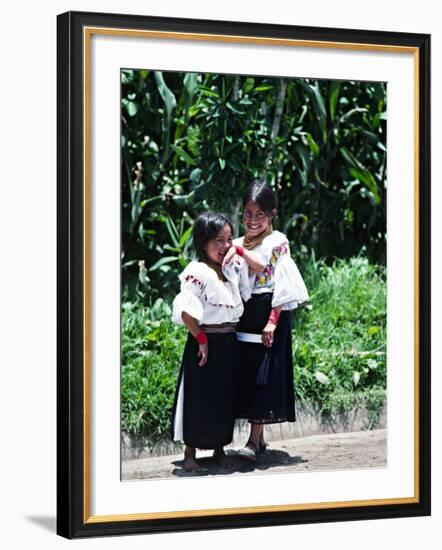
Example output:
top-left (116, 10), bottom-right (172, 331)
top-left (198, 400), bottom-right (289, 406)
top-left (223, 181), bottom-right (309, 462)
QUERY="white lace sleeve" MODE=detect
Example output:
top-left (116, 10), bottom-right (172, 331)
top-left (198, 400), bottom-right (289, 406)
top-left (172, 262), bottom-right (206, 325)
top-left (271, 245), bottom-right (309, 310)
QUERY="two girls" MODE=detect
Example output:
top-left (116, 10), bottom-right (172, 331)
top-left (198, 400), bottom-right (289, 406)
top-left (171, 182), bottom-right (309, 470)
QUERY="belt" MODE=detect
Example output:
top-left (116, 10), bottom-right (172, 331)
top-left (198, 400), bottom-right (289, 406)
top-left (200, 323), bottom-right (237, 334)
top-left (236, 332), bottom-right (262, 343)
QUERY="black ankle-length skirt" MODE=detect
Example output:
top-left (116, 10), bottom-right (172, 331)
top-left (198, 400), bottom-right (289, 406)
top-left (236, 293), bottom-right (296, 424)
top-left (171, 331), bottom-right (239, 449)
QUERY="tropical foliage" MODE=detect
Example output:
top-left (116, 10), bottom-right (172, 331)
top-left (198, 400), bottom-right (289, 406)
top-left (120, 69), bottom-right (387, 443)
top-left (121, 70), bottom-right (387, 303)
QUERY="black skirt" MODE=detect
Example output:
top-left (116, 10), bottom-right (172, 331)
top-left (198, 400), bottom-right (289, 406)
top-left (236, 293), bottom-right (296, 424)
top-left (171, 331), bottom-right (239, 449)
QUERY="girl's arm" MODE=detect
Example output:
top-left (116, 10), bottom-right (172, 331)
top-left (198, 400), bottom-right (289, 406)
top-left (240, 247), bottom-right (265, 273)
top-left (181, 311), bottom-right (208, 366)
top-left (222, 245), bottom-right (265, 273)
top-left (262, 305), bottom-right (283, 348)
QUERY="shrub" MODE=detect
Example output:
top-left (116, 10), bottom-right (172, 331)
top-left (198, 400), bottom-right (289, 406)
top-left (121, 301), bottom-right (186, 442)
top-left (293, 255), bottom-right (386, 416)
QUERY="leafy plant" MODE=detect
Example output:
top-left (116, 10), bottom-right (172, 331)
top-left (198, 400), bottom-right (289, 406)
top-left (121, 70), bottom-right (387, 303)
top-left (121, 301), bottom-right (187, 442)
top-left (121, 255), bottom-right (386, 443)
top-left (293, 253), bottom-right (386, 419)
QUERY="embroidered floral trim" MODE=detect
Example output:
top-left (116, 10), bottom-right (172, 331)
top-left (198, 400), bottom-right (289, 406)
top-left (270, 242), bottom-right (289, 266)
top-left (223, 255), bottom-right (243, 277)
top-left (183, 270), bottom-right (241, 309)
top-left (184, 274), bottom-right (204, 288)
top-left (255, 268), bottom-right (274, 288)
top-left (203, 293), bottom-right (236, 309)
top-left (233, 256), bottom-right (242, 273)
top-left (254, 241), bottom-right (289, 288)
top-left (207, 302), bottom-right (235, 309)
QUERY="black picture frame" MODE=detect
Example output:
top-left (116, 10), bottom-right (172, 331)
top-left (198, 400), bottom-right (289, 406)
top-left (57, 10), bottom-right (431, 539)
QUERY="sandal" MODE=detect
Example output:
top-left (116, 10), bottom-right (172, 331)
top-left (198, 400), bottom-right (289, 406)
top-left (213, 449), bottom-right (230, 468)
top-left (238, 441), bottom-right (259, 462)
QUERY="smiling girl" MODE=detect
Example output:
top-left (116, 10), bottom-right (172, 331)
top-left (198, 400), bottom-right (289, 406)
top-left (228, 181), bottom-right (309, 462)
top-left (171, 212), bottom-right (264, 472)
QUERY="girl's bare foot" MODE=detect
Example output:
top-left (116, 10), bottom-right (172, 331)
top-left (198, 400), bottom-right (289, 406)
top-left (183, 447), bottom-right (201, 472)
top-left (213, 448), bottom-right (229, 468)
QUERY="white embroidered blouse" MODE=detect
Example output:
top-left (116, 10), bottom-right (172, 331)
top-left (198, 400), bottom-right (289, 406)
top-left (234, 230), bottom-right (309, 311)
top-left (172, 256), bottom-right (251, 326)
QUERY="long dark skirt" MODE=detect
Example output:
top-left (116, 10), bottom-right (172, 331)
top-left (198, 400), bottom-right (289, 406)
top-left (171, 331), bottom-right (239, 449)
top-left (236, 293), bottom-right (296, 424)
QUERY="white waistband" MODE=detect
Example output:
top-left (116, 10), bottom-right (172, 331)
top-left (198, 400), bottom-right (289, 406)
top-left (236, 332), bottom-right (262, 343)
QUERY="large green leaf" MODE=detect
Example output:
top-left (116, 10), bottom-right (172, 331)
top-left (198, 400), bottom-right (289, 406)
top-left (164, 217), bottom-right (180, 248)
top-left (127, 101), bottom-right (138, 117)
top-left (148, 257), bottom-right (179, 272)
top-left (199, 86), bottom-right (219, 98)
top-left (154, 72), bottom-right (177, 164)
top-left (253, 85), bottom-right (274, 92)
top-left (349, 168), bottom-right (381, 204)
top-left (183, 73), bottom-right (200, 118)
top-left (226, 102), bottom-right (246, 115)
top-left (329, 80), bottom-right (341, 121)
top-left (300, 81), bottom-right (327, 136)
top-left (243, 77), bottom-right (255, 94)
top-left (304, 132), bottom-right (320, 157)
top-left (179, 226), bottom-right (193, 247)
top-left (340, 147), bottom-right (380, 204)
top-left (338, 107), bottom-right (368, 124)
top-left (170, 144), bottom-right (197, 166)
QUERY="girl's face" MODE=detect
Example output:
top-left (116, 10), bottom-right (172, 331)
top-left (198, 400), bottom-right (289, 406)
top-left (243, 201), bottom-right (272, 237)
top-left (204, 223), bottom-right (233, 264)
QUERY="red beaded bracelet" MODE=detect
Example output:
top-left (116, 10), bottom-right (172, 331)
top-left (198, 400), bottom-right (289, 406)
top-left (195, 331), bottom-right (208, 345)
top-left (268, 309), bottom-right (281, 326)
top-left (235, 245), bottom-right (244, 257)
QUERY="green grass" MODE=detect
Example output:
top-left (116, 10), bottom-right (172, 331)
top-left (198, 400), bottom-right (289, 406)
top-left (121, 256), bottom-right (386, 441)
top-left (121, 300), bottom-right (186, 442)
top-left (293, 255), bottom-right (386, 424)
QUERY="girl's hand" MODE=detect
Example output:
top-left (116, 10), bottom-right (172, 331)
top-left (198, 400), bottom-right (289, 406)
top-left (221, 246), bottom-right (236, 268)
top-left (197, 343), bottom-right (209, 366)
top-left (262, 323), bottom-right (276, 348)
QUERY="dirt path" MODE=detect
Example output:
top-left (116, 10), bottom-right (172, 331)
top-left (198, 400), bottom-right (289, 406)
top-left (122, 429), bottom-right (386, 480)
